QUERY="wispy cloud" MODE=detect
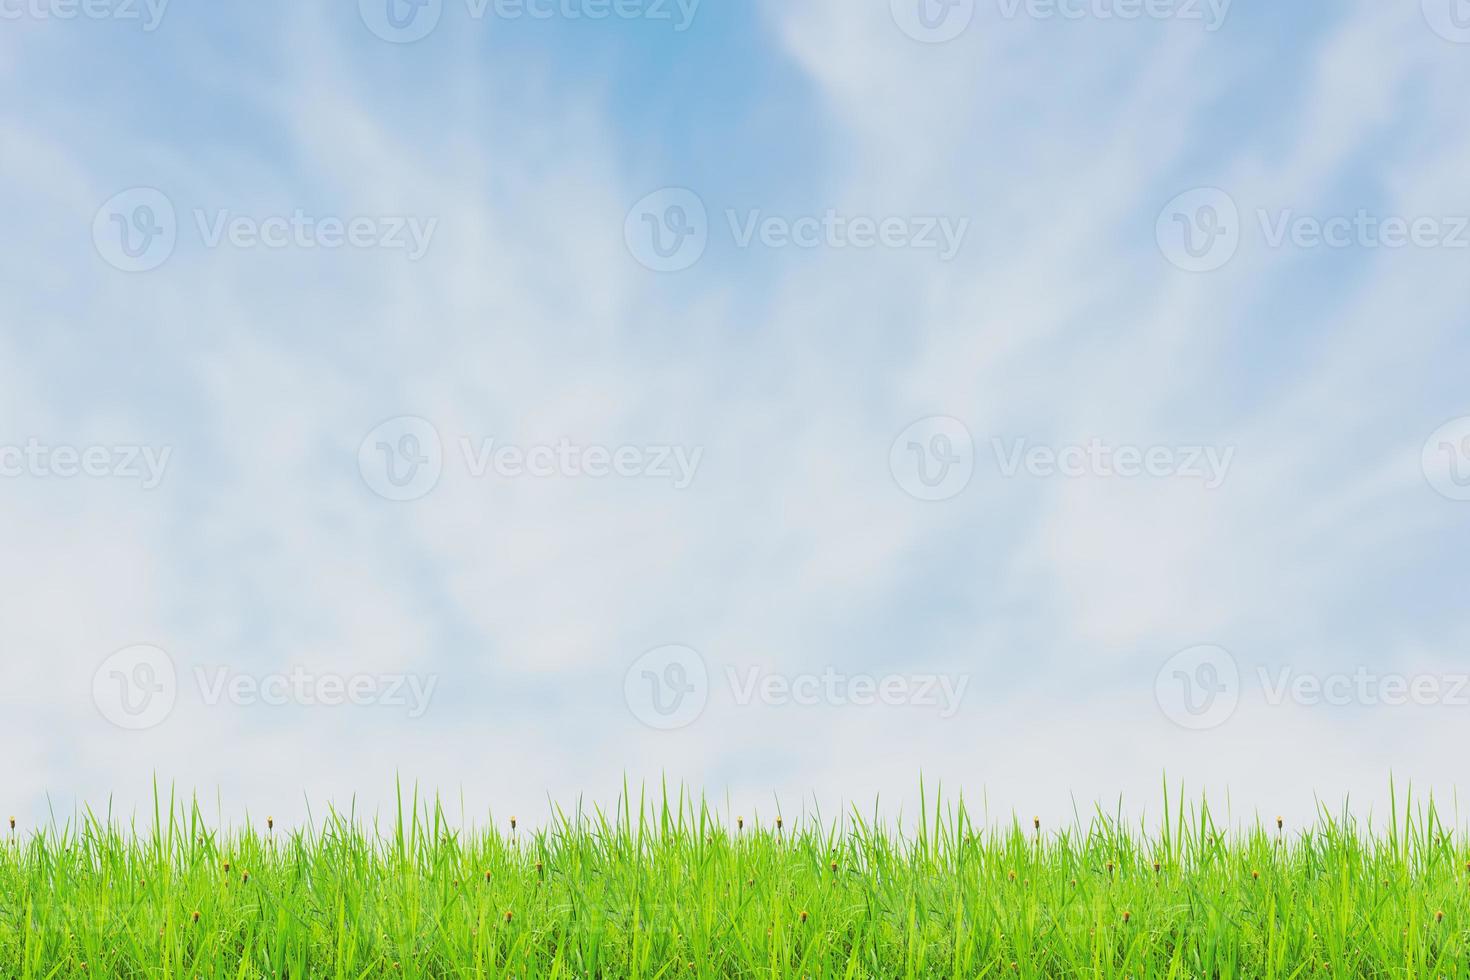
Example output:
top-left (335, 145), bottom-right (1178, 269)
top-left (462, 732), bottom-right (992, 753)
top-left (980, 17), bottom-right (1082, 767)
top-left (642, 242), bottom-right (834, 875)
top-left (1, 0), bottom-right (1467, 830)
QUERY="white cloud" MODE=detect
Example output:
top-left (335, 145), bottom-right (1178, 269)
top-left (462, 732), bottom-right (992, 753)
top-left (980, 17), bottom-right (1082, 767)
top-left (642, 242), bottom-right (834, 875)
top-left (1, 0), bottom-right (1468, 830)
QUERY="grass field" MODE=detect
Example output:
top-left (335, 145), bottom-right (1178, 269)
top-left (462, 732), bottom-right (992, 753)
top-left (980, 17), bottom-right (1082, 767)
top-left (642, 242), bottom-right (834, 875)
top-left (3, 782), bottom-right (1468, 978)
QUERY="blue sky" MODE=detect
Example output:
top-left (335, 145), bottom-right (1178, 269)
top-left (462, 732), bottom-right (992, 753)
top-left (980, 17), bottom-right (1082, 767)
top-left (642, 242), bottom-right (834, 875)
top-left (3, 0), bottom-right (1470, 831)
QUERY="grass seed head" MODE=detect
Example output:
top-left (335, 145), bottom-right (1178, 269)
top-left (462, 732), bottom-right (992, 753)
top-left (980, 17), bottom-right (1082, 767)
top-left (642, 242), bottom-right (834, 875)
top-left (799, 910), bottom-right (808, 923)
top-left (1123, 910), bottom-right (1131, 924)
top-left (510, 816), bottom-right (517, 831)
top-left (267, 816), bottom-right (273, 831)
top-left (1437, 910), bottom-right (1445, 923)
top-left (504, 910), bottom-right (513, 923)
top-left (1252, 870), bottom-right (1260, 880)
top-left (1033, 816), bottom-right (1040, 830)
top-left (191, 911), bottom-right (200, 924)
